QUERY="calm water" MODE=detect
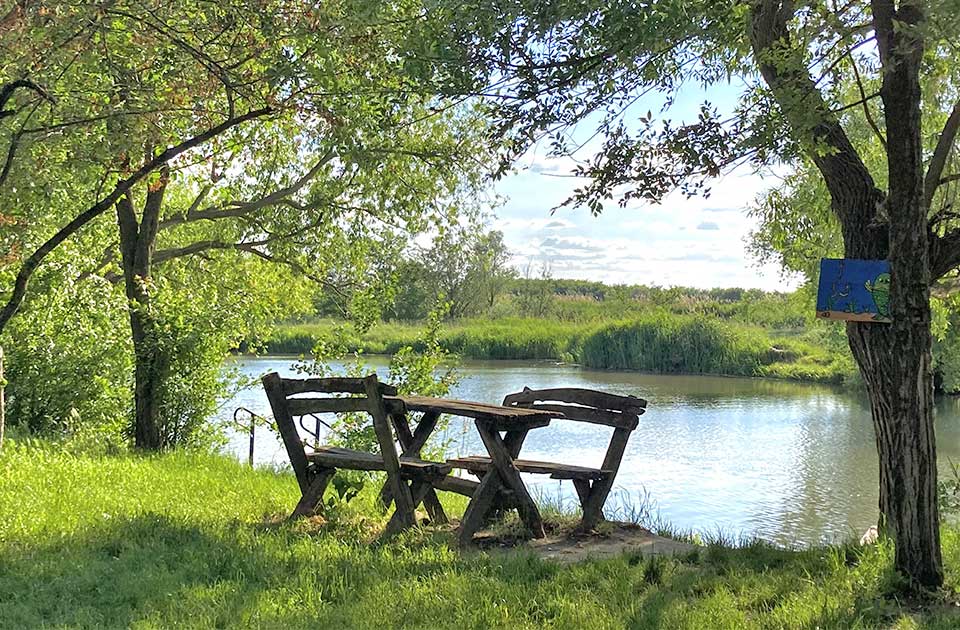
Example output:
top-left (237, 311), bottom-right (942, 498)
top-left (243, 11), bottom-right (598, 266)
top-left (216, 355), bottom-right (960, 547)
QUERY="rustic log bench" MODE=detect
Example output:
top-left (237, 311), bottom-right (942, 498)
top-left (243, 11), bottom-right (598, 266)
top-left (447, 387), bottom-right (646, 532)
top-left (261, 372), bottom-right (451, 533)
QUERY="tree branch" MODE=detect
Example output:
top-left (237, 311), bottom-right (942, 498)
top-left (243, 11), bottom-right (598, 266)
top-left (0, 106), bottom-right (273, 335)
top-left (930, 228), bottom-right (960, 279)
top-left (749, 0), bottom-right (885, 258)
top-left (158, 148), bottom-right (336, 230)
top-left (849, 53), bottom-right (886, 149)
top-left (924, 98), bottom-right (960, 208)
top-left (0, 79), bottom-right (53, 118)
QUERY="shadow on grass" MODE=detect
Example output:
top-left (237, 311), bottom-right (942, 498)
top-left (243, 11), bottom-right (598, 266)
top-left (1, 512), bottom-right (955, 629)
top-left (0, 514), bottom-right (281, 627)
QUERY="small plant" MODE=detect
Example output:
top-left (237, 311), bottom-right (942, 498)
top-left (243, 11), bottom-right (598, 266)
top-left (938, 459), bottom-right (960, 520)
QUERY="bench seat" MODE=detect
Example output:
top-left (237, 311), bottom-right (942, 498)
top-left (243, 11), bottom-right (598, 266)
top-left (309, 446), bottom-right (451, 477)
top-left (447, 455), bottom-right (610, 480)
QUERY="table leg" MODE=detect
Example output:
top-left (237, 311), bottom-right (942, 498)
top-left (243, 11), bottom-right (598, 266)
top-left (486, 428), bottom-right (529, 521)
top-left (457, 467), bottom-right (503, 546)
top-left (380, 411), bottom-right (447, 524)
top-left (476, 420), bottom-right (545, 539)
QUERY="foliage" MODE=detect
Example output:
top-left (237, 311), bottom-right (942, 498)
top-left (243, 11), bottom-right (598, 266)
top-left (2, 441), bottom-right (960, 628)
top-left (294, 298), bottom-right (460, 467)
top-left (267, 313), bottom-right (856, 385)
top-left (385, 228), bottom-right (514, 320)
top-left (0, 0), bottom-right (492, 448)
top-left (580, 315), bottom-right (767, 377)
top-left (3, 276), bottom-right (131, 449)
top-left (939, 460), bottom-right (960, 523)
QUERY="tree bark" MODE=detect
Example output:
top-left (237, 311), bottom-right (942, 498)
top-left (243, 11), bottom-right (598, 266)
top-left (116, 175), bottom-right (169, 450)
top-left (865, 0), bottom-right (941, 587)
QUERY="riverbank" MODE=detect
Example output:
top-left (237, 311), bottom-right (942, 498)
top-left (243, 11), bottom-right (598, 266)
top-left (2, 440), bottom-right (958, 628)
top-left (263, 316), bottom-right (857, 385)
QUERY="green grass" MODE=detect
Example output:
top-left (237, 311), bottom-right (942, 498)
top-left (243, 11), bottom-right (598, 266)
top-left (2, 440), bottom-right (959, 628)
top-left (264, 318), bottom-right (590, 362)
top-left (263, 316), bottom-right (856, 384)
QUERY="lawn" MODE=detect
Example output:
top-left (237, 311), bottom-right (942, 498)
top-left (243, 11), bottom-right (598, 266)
top-left (1, 440), bottom-right (958, 629)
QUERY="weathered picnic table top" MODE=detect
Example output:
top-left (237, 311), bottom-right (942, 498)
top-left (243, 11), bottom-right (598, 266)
top-left (385, 395), bottom-right (559, 429)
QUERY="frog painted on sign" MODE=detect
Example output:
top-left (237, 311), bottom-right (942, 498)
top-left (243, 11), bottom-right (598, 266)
top-left (864, 272), bottom-right (890, 319)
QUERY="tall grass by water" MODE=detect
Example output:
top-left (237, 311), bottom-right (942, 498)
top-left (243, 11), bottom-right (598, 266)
top-left (1, 439), bottom-right (958, 628)
top-left (263, 315), bottom-right (855, 384)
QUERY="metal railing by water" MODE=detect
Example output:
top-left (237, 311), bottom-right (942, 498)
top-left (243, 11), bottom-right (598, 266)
top-left (233, 406), bottom-right (335, 466)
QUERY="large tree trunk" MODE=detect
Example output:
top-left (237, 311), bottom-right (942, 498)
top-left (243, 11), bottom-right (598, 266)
top-left (848, 323), bottom-right (941, 586)
top-left (116, 176), bottom-right (168, 450)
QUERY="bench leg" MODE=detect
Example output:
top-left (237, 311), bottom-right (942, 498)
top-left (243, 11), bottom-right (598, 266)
top-left (572, 479), bottom-right (592, 506)
top-left (291, 468), bottom-right (334, 519)
top-left (577, 474), bottom-right (614, 532)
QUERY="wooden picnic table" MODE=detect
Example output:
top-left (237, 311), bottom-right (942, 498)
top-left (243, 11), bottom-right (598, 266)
top-left (384, 394), bottom-right (560, 544)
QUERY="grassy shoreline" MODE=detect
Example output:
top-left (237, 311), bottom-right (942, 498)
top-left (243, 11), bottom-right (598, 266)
top-left (1, 441), bottom-right (958, 628)
top-left (263, 317), bottom-right (857, 385)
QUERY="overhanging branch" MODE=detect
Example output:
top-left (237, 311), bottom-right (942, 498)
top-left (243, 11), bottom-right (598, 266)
top-left (0, 106), bottom-right (273, 335)
top-left (930, 229), bottom-right (960, 280)
top-left (158, 148), bottom-right (336, 230)
top-left (925, 99), bottom-right (960, 208)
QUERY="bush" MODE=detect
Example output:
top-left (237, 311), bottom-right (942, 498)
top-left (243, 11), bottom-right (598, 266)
top-left (2, 279), bottom-right (132, 448)
top-left (579, 314), bottom-right (769, 375)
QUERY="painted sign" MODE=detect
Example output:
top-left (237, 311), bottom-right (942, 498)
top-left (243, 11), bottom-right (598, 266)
top-left (816, 258), bottom-right (892, 323)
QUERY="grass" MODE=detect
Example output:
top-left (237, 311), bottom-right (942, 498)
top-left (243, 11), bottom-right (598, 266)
top-left (2, 439), bottom-right (959, 628)
top-left (263, 316), bottom-right (856, 385)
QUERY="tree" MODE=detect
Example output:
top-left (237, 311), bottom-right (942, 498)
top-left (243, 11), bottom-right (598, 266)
top-left (426, 0), bottom-right (960, 587)
top-left (387, 227), bottom-right (513, 320)
top-left (1, 2), bottom-right (488, 449)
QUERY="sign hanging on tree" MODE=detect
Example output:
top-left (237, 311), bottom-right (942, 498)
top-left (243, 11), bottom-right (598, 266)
top-left (816, 258), bottom-right (891, 323)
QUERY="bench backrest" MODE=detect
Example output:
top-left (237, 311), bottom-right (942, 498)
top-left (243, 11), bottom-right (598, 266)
top-left (261, 372), bottom-right (400, 493)
top-left (502, 386), bottom-right (646, 473)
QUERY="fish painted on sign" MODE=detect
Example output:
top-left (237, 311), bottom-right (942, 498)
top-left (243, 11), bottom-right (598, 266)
top-left (864, 272), bottom-right (890, 319)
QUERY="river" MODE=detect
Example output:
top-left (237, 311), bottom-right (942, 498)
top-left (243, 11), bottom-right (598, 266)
top-left (216, 355), bottom-right (960, 547)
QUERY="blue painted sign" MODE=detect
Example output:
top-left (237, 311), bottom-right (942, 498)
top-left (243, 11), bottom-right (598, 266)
top-left (816, 258), bottom-right (892, 323)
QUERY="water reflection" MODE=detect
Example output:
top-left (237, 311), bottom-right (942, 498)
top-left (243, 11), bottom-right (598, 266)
top-left (217, 355), bottom-right (960, 546)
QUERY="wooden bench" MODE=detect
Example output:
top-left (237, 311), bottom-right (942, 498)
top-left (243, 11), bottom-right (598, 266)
top-left (261, 372), bottom-right (451, 533)
top-left (447, 387), bottom-right (646, 531)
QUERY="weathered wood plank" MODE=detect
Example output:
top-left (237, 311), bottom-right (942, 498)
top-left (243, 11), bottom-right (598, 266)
top-left (514, 403), bottom-right (639, 429)
top-left (457, 469), bottom-right (503, 546)
top-left (366, 375), bottom-right (416, 530)
top-left (572, 478), bottom-right (592, 506)
top-left (287, 397), bottom-right (404, 416)
top-left (380, 411), bottom-right (446, 523)
top-left (307, 446), bottom-right (451, 475)
top-left (578, 426), bottom-right (634, 531)
top-left (447, 455), bottom-right (608, 480)
top-left (282, 376), bottom-right (398, 397)
top-left (503, 387), bottom-right (647, 412)
top-left (385, 480), bottom-right (435, 536)
top-left (432, 475), bottom-right (480, 496)
top-left (476, 422), bottom-right (545, 539)
top-left (262, 372), bottom-right (312, 493)
top-left (387, 395), bottom-right (556, 426)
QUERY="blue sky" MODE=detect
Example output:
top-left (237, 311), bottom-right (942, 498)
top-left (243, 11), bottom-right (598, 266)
top-left (486, 82), bottom-right (802, 292)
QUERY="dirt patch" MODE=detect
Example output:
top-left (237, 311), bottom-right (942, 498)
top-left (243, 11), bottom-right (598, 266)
top-left (474, 521), bottom-right (697, 564)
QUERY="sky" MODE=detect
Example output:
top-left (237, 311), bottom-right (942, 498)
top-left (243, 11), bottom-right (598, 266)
top-left (486, 83), bottom-right (803, 292)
